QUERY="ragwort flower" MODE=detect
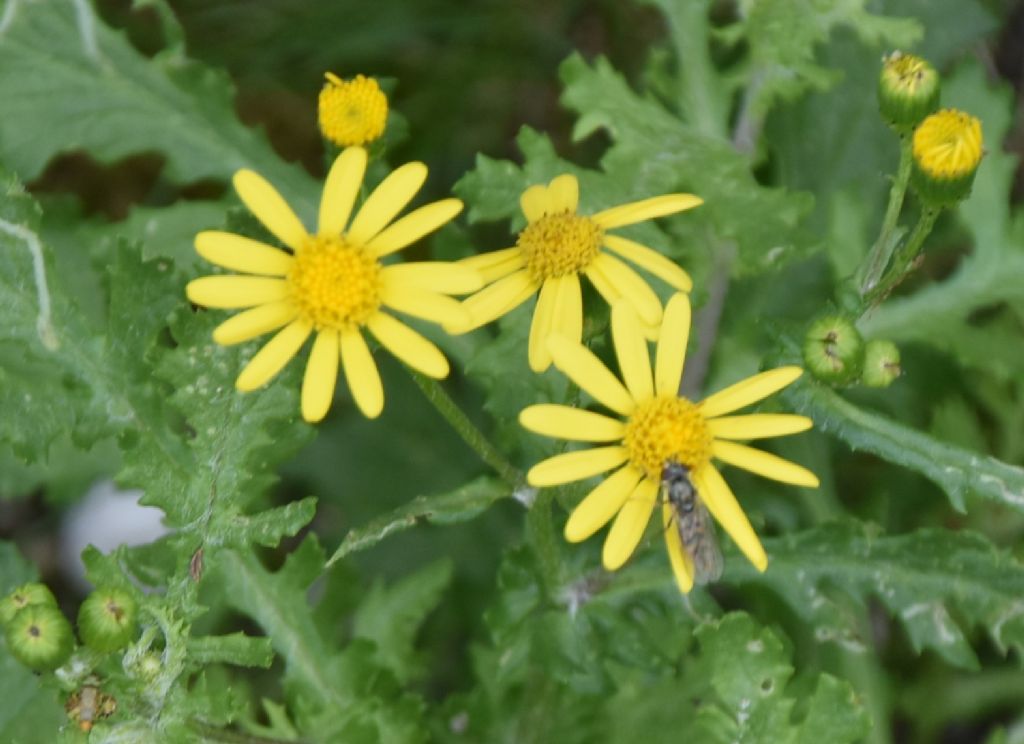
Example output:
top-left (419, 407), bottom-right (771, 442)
top-left (186, 147), bottom-right (477, 423)
top-left (519, 294), bottom-right (819, 593)
top-left (455, 175), bottom-right (701, 371)
top-left (318, 73), bottom-right (388, 147)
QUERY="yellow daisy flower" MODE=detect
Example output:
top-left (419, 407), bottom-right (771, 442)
top-left (519, 294), bottom-right (819, 593)
top-left (186, 146), bottom-right (478, 423)
top-left (455, 175), bottom-right (701, 372)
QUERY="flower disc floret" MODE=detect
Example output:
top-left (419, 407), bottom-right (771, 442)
top-left (318, 73), bottom-right (388, 147)
top-left (288, 236), bottom-right (382, 330)
top-left (623, 395), bottom-right (711, 478)
top-left (517, 212), bottom-right (603, 281)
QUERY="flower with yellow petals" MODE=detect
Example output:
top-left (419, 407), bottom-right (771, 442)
top-left (454, 175), bottom-right (701, 372)
top-left (318, 73), bottom-right (389, 147)
top-left (186, 146), bottom-right (478, 423)
top-left (519, 295), bottom-right (818, 593)
top-left (911, 108), bottom-right (983, 207)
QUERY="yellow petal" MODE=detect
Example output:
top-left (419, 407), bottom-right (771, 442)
top-left (692, 465), bottom-right (767, 572)
top-left (564, 465), bottom-right (643, 542)
top-left (519, 404), bottom-right (625, 442)
top-left (603, 234), bottom-right (692, 292)
top-left (367, 312), bottom-right (449, 379)
top-left (366, 199), bottom-right (464, 257)
top-left (593, 253), bottom-right (662, 326)
top-left (528, 279), bottom-right (560, 372)
top-left (552, 273), bottom-right (583, 347)
top-left (602, 477), bottom-right (658, 570)
top-left (319, 146), bottom-right (367, 236)
top-left (347, 162), bottom-right (428, 244)
top-left (520, 184), bottom-right (548, 222)
top-left (186, 276), bottom-right (289, 309)
top-left (592, 193), bottom-right (703, 230)
top-left (712, 441), bottom-right (820, 487)
top-left (708, 414), bottom-right (813, 440)
top-left (584, 262), bottom-right (621, 306)
top-left (301, 330), bottom-right (340, 423)
top-left (453, 270), bottom-right (538, 332)
top-left (654, 293), bottom-right (691, 396)
top-left (458, 247), bottom-right (525, 283)
top-left (341, 330), bottom-right (384, 418)
top-left (547, 336), bottom-right (635, 416)
top-left (526, 446), bottom-right (629, 487)
top-left (233, 170), bottom-right (308, 250)
top-left (381, 262), bottom-right (483, 295)
top-left (699, 367), bottom-right (804, 418)
top-left (547, 174), bottom-right (579, 213)
top-left (611, 301), bottom-right (653, 403)
top-left (236, 319), bottom-right (312, 391)
top-left (195, 231), bottom-right (293, 276)
top-left (382, 285), bottom-right (471, 328)
top-left (212, 301), bottom-right (297, 345)
top-left (662, 502), bottom-right (695, 594)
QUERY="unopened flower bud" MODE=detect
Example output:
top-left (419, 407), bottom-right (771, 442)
top-left (912, 109), bottom-right (983, 207)
top-left (802, 316), bottom-right (864, 385)
top-left (861, 340), bottom-right (901, 388)
top-left (77, 587), bottom-right (138, 653)
top-left (6, 604), bottom-right (74, 671)
top-left (878, 52), bottom-right (940, 133)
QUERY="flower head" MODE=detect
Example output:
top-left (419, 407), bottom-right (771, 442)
top-left (186, 147), bottom-right (478, 422)
top-left (519, 295), bottom-right (818, 593)
top-left (912, 109), bottom-right (983, 207)
top-left (318, 73), bottom-right (388, 147)
top-left (455, 175), bottom-right (700, 371)
top-left (877, 51), bottom-right (939, 132)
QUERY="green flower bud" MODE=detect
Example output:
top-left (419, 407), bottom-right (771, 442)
top-left (912, 109), bottom-right (983, 208)
top-left (802, 316), bottom-right (864, 385)
top-left (0, 582), bottom-right (57, 626)
top-left (5, 604), bottom-right (74, 671)
top-left (862, 340), bottom-right (901, 388)
top-left (77, 588), bottom-right (138, 653)
top-left (878, 51), bottom-right (940, 133)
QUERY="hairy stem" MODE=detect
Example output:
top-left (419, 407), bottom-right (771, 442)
top-left (864, 207), bottom-right (940, 307)
top-left (859, 136), bottom-right (914, 297)
top-left (407, 369), bottom-right (522, 486)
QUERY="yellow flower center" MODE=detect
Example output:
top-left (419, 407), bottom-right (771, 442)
top-left (517, 212), bottom-right (603, 281)
top-left (287, 235), bottom-right (382, 331)
top-left (881, 52), bottom-right (935, 95)
top-left (913, 109), bottom-right (983, 179)
top-left (318, 73), bottom-right (388, 147)
top-left (623, 395), bottom-right (712, 479)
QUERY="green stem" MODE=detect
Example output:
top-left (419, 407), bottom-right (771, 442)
top-left (859, 136), bottom-right (914, 297)
top-left (865, 207), bottom-right (940, 307)
top-left (189, 721), bottom-right (309, 744)
top-left (407, 369), bottom-right (522, 486)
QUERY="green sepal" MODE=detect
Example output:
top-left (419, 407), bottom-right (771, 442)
top-left (861, 339), bottom-right (902, 388)
top-left (77, 587), bottom-right (139, 653)
top-left (5, 605), bottom-right (74, 672)
top-left (801, 316), bottom-right (864, 385)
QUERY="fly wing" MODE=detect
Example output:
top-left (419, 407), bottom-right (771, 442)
top-left (689, 499), bottom-right (724, 585)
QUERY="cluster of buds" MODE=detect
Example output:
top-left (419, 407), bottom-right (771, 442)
top-left (803, 316), bottom-right (901, 389)
top-left (878, 51), bottom-right (983, 207)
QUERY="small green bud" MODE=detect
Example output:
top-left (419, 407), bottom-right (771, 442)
top-left (5, 604), bottom-right (74, 671)
top-left (862, 340), bottom-right (901, 388)
top-left (0, 582), bottom-right (58, 626)
top-left (878, 51), bottom-right (940, 133)
top-left (912, 109), bottom-right (984, 208)
top-left (802, 316), bottom-right (864, 385)
top-left (77, 588), bottom-right (138, 653)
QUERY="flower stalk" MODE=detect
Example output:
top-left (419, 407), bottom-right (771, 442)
top-left (859, 136), bottom-right (913, 297)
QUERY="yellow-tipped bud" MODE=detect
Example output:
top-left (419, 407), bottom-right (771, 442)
top-left (317, 73), bottom-right (388, 147)
top-left (911, 109), bottom-right (983, 207)
top-left (878, 52), bottom-right (940, 133)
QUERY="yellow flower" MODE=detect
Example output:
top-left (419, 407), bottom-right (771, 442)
top-left (519, 295), bottom-right (818, 593)
top-left (186, 147), bottom-right (478, 423)
top-left (911, 109), bottom-right (983, 206)
top-left (455, 175), bottom-right (701, 371)
top-left (318, 73), bottom-right (388, 147)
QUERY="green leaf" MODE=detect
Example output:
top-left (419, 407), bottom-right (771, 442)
top-left (186, 633), bottom-right (274, 669)
top-left (353, 560), bottom-right (452, 683)
top-left (0, 0), bottom-right (318, 211)
top-left (786, 377), bottom-right (1024, 514)
top-left (327, 476), bottom-right (510, 565)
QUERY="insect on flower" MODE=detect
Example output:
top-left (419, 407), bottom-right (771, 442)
top-left (65, 679), bottom-right (117, 732)
top-left (661, 461), bottom-right (724, 585)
